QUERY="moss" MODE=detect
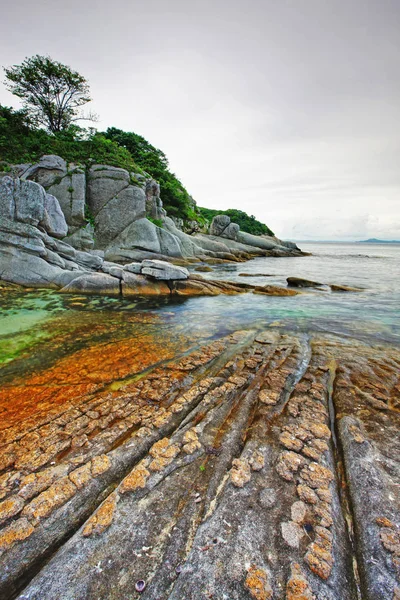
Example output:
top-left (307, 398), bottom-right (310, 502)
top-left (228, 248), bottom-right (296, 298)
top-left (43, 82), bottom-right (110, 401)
top-left (147, 217), bottom-right (163, 228)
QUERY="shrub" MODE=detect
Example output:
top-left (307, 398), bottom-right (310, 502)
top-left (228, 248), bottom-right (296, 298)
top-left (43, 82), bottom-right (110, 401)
top-left (198, 207), bottom-right (274, 236)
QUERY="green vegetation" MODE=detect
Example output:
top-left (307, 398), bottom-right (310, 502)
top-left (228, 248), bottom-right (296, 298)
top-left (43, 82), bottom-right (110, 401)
top-left (3, 55), bottom-right (93, 133)
top-left (147, 217), bottom-right (164, 228)
top-left (104, 128), bottom-right (196, 220)
top-left (198, 207), bottom-right (274, 236)
top-left (0, 105), bottom-right (142, 172)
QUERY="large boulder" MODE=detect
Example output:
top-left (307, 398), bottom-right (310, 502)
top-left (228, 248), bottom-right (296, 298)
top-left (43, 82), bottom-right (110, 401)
top-left (141, 259), bottom-right (189, 280)
top-left (0, 245), bottom-right (64, 288)
top-left (46, 166), bottom-right (86, 231)
top-left (21, 156), bottom-right (86, 232)
top-left (145, 179), bottom-right (164, 219)
top-left (108, 218), bottom-right (183, 258)
top-left (94, 186), bottom-right (146, 248)
top-left (63, 224), bottom-right (95, 251)
top-left (122, 271), bottom-right (171, 296)
top-left (210, 214), bottom-right (231, 236)
top-left (60, 272), bottom-right (120, 295)
top-left (287, 277), bottom-right (324, 288)
top-left (0, 218), bottom-right (46, 256)
top-left (40, 193), bottom-right (68, 238)
top-left (221, 222), bottom-right (240, 240)
top-left (88, 165), bottom-right (130, 216)
top-left (21, 154), bottom-right (67, 187)
top-left (0, 176), bottom-right (46, 226)
top-left (236, 230), bottom-right (287, 251)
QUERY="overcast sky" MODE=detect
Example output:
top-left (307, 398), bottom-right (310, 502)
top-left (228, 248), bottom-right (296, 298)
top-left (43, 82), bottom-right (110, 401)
top-left (1, 0), bottom-right (399, 240)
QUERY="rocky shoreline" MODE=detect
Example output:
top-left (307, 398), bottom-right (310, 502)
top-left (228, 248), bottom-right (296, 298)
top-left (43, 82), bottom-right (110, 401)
top-left (0, 155), bottom-right (304, 296)
top-left (0, 323), bottom-right (398, 600)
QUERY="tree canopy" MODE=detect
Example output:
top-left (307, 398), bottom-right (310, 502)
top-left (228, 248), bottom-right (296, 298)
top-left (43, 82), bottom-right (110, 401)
top-left (198, 207), bottom-right (274, 236)
top-left (3, 55), bottom-right (94, 133)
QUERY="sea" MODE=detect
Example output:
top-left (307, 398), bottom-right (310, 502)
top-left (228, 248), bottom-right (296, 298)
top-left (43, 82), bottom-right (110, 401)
top-left (0, 242), bottom-right (399, 363)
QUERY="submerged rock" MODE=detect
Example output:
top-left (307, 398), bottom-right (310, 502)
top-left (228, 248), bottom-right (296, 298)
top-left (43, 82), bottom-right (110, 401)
top-left (254, 284), bottom-right (300, 296)
top-left (330, 284), bottom-right (363, 292)
top-left (287, 277), bottom-right (324, 288)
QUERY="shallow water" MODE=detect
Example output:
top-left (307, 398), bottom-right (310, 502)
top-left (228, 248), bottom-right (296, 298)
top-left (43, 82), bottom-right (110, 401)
top-left (0, 242), bottom-right (399, 371)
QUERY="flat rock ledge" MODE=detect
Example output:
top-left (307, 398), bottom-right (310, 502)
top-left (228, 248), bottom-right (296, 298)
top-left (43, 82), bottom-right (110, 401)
top-left (0, 330), bottom-right (399, 600)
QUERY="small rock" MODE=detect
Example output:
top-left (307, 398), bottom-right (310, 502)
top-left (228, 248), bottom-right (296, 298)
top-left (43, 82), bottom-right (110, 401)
top-left (230, 458), bottom-right (251, 488)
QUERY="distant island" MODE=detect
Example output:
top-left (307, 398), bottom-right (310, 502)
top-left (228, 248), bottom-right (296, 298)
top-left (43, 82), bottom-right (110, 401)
top-left (358, 238), bottom-right (400, 244)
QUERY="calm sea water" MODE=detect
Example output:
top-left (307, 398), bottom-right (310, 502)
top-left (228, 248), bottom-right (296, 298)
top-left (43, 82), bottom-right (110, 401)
top-left (1, 242), bottom-right (399, 355)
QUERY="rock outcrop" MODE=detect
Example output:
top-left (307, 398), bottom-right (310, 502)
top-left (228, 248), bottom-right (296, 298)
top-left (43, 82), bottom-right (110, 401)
top-left (0, 175), bottom-right (265, 296)
top-left (0, 325), bottom-right (398, 600)
top-left (2, 155), bottom-right (302, 266)
top-left (0, 157), bottom-right (304, 293)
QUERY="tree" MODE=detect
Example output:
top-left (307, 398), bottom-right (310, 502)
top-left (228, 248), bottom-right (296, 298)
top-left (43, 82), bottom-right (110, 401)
top-left (3, 55), bottom-right (95, 133)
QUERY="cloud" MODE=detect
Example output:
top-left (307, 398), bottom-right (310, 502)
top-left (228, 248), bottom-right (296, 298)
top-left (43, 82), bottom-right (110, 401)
top-left (1, 0), bottom-right (399, 240)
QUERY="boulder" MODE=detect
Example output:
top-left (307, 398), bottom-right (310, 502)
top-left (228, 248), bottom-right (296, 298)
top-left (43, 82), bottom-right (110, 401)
top-left (40, 194), bottom-right (68, 238)
top-left (210, 214), bottom-right (231, 236)
top-left (330, 284), bottom-right (363, 292)
top-left (94, 186), bottom-right (146, 248)
top-left (287, 277), bottom-right (324, 288)
top-left (63, 224), bottom-right (95, 251)
top-left (108, 218), bottom-right (183, 258)
top-left (121, 271), bottom-right (171, 296)
top-left (0, 245), bottom-right (63, 288)
top-left (74, 250), bottom-right (103, 270)
top-left (253, 285), bottom-right (300, 296)
top-left (0, 177), bottom-right (46, 226)
top-left (237, 230), bottom-right (287, 251)
top-left (0, 219), bottom-right (46, 256)
top-left (60, 273), bottom-right (120, 295)
top-left (101, 261), bottom-right (125, 279)
top-left (221, 222), bottom-right (240, 240)
top-left (123, 262), bottom-right (142, 274)
top-left (141, 259), bottom-right (189, 280)
top-left (88, 165), bottom-right (130, 216)
top-left (163, 217), bottom-right (210, 257)
top-left (46, 167), bottom-right (86, 231)
top-left (22, 155), bottom-right (67, 187)
top-left (50, 239), bottom-right (77, 261)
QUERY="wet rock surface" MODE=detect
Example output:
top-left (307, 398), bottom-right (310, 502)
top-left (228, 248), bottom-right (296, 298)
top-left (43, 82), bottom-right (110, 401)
top-left (0, 323), bottom-right (398, 600)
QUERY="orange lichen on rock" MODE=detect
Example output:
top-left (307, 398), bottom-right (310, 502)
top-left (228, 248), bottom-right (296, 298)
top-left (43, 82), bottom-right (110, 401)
top-left (286, 563), bottom-right (315, 600)
top-left (299, 463), bottom-right (334, 489)
top-left (182, 429), bottom-right (202, 454)
top-left (0, 495), bottom-right (24, 526)
top-left (0, 517), bottom-right (35, 554)
top-left (91, 454), bottom-right (111, 477)
top-left (245, 565), bottom-right (273, 600)
top-left (82, 492), bottom-right (118, 537)
top-left (230, 458), bottom-right (251, 488)
top-left (148, 438), bottom-right (181, 472)
top-left (119, 464), bottom-right (150, 493)
top-left (22, 476), bottom-right (76, 523)
top-left (304, 547), bottom-right (332, 580)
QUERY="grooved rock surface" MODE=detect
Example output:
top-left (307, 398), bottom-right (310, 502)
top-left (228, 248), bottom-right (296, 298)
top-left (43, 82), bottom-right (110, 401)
top-left (0, 324), bottom-right (398, 600)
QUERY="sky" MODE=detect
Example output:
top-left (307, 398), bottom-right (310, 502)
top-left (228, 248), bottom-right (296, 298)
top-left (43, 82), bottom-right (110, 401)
top-left (1, 0), bottom-right (399, 240)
